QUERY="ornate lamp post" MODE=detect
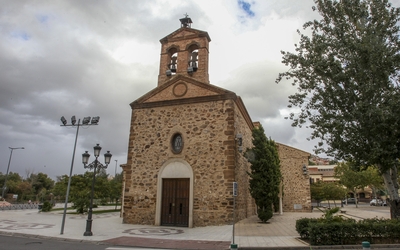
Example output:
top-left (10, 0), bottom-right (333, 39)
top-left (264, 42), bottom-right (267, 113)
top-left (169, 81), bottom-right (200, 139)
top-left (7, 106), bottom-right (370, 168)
top-left (82, 144), bottom-right (112, 236)
top-left (2, 147), bottom-right (24, 200)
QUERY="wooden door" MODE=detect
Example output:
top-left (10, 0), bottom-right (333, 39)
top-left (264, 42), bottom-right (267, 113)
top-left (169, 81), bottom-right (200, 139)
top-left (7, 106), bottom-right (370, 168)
top-left (161, 178), bottom-right (189, 227)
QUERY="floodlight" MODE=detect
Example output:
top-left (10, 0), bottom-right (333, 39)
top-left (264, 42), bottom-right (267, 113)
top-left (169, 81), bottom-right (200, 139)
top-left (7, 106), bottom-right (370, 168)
top-left (91, 116), bottom-right (100, 125)
top-left (61, 116), bottom-right (67, 125)
top-left (71, 116), bottom-right (76, 125)
top-left (82, 116), bottom-right (91, 125)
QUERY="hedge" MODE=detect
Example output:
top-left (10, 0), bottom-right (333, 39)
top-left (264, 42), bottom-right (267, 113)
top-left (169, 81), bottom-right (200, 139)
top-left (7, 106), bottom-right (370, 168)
top-left (296, 217), bottom-right (400, 245)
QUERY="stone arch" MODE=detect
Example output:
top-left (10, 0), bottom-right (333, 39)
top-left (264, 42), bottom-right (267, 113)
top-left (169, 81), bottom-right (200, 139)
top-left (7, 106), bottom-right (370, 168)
top-left (155, 158), bottom-right (194, 227)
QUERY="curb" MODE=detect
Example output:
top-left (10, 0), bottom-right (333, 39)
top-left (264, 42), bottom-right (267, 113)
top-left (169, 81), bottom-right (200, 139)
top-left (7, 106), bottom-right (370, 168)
top-left (0, 231), bottom-right (110, 245)
top-left (238, 245), bottom-right (400, 250)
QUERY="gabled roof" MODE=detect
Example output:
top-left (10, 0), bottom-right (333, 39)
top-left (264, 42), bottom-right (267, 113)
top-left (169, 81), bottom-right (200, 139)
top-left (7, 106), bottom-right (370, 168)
top-left (159, 27), bottom-right (211, 44)
top-left (129, 74), bottom-right (254, 129)
top-left (130, 75), bottom-right (235, 108)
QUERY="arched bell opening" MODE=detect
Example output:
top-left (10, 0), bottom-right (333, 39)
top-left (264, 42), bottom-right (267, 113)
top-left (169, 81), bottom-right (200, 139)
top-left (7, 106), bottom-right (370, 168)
top-left (168, 47), bottom-right (178, 74)
top-left (187, 44), bottom-right (199, 73)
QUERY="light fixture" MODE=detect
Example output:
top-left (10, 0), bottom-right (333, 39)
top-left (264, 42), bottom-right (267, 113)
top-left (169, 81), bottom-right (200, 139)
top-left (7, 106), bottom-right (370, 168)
top-left (82, 151), bottom-right (90, 165)
top-left (91, 116), bottom-right (100, 125)
top-left (104, 151), bottom-right (112, 165)
top-left (59, 115), bottom-right (100, 235)
top-left (61, 116), bottom-right (67, 125)
top-left (302, 164), bottom-right (308, 175)
top-left (82, 116), bottom-right (91, 125)
top-left (93, 144), bottom-right (101, 157)
top-left (236, 134), bottom-right (243, 153)
top-left (71, 116), bottom-right (76, 125)
top-left (166, 69), bottom-right (172, 76)
top-left (187, 66), bottom-right (193, 74)
top-left (81, 144), bottom-right (112, 236)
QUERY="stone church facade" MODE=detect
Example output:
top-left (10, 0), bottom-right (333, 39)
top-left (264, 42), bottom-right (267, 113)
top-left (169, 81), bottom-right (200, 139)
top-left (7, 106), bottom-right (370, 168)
top-left (121, 17), bottom-right (311, 228)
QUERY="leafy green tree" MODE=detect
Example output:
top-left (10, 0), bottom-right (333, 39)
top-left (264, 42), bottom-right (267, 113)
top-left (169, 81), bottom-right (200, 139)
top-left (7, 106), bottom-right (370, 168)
top-left (364, 166), bottom-right (384, 199)
top-left (310, 181), bottom-right (325, 206)
top-left (322, 182), bottom-right (346, 207)
top-left (3, 172), bottom-right (23, 195)
top-left (110, 173), bottom-right (123, 208)
top-left (28, 173), bottom-right (54, 194)
top-left (334, 162), bottom-right (368, 208)
top-left (15, 181), bottom-right (33, 201)
top-left (247, 125), bottom-right (281, 222)
top-left (311, 181), bottom-right (346, 207)
top-left (53, 170), bottom-right (114, 213)
top-left (277, 0), bottom-right (400, 218)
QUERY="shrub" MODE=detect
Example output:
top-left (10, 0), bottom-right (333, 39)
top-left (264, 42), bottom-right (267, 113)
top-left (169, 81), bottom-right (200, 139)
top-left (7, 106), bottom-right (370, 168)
top-left (41, 201), bottom-right (52, 212)
top-left (303, 218), bottom-right (400, 245)
top-left (258, 206), bottom-right (273, 222)
top-left (296, 218), bottom-right (318, 239)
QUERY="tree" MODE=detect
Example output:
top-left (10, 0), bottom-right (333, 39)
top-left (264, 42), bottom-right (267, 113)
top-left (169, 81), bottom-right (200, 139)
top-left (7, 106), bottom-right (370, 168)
top-left (310, 181), bottom-right (325, 206)
top-left (277, 0), bottom-right (400, 218)
top-left (109, 173), bottom-right (123, 208)
top-left (311, 181), bottom-right (346, 207)
top-left (363, 166), bottom-right (384, 199)
top-left (334, 162), bottom-right (369, 208)
top-left (247, 125), bottom-right (281, 222)
top-left (53, 171), bottom-right (114, 213)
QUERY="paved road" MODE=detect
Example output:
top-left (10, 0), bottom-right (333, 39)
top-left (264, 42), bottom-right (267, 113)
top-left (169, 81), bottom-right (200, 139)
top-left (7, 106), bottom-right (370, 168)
top-left (0, 235), bottom-right (172, 250)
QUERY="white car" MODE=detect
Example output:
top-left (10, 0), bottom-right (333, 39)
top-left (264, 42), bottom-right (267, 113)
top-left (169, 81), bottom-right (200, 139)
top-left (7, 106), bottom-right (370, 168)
top-left (370, 199), bottom-right (383, 206)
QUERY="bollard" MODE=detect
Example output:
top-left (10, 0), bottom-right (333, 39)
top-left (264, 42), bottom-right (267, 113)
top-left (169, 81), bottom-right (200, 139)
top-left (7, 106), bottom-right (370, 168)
top-left (362, 241), bottom-right (370, 250)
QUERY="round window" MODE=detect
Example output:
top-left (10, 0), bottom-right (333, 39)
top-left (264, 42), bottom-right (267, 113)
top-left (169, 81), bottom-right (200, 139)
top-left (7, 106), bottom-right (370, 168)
top-left (171, 133), bottom-right (183, 154)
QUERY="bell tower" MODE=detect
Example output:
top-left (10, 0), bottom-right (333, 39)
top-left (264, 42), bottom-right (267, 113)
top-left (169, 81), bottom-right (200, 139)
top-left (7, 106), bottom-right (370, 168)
top-left (157, 15), bottom-right (211, 86)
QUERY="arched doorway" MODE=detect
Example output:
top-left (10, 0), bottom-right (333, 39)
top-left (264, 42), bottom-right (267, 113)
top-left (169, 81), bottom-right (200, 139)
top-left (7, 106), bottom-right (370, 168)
top-left (155, 159), bottom-right (193, 227)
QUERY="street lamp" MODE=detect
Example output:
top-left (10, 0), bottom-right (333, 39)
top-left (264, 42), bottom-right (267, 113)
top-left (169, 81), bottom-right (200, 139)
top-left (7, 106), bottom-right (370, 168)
top-left (60, 115), bottom-right (99, 235)
top-left (114, 159), bottom-right (118, 176)
top-left (82, 144), bottom-right (112, 236)
top-left (2, 147), bottom-right (24, 200)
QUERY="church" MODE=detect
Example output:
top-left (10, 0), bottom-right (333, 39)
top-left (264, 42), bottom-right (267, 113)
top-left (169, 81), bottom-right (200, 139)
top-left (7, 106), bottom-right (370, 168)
top-left (121, 16), bottom-right (311, 228)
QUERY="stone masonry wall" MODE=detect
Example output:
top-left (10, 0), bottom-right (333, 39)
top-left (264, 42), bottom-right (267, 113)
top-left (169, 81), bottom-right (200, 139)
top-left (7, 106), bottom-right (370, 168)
top-left (233, 104), bottom-right (256, 221)
top-left (123, 99), bottom-right (251, 226)
top-left (276, 143), bottom-right (312, 212)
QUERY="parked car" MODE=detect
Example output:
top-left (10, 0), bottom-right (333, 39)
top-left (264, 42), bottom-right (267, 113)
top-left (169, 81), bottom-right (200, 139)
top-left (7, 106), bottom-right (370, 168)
top-left (370, 198), bottom-right (382, 206)
top-left (342, 198), bottom-right (356, 204)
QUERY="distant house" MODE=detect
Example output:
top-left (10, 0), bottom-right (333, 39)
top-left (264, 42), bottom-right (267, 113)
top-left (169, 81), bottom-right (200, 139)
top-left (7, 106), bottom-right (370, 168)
top-left (308, 165), bottom-right (373, 200)
top-left (308, 165), bottom-right (337, 183)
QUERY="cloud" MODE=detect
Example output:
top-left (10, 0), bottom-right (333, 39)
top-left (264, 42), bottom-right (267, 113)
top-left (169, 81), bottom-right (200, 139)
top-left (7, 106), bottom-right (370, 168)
top-left (3, 0), bottom-right (396, 179)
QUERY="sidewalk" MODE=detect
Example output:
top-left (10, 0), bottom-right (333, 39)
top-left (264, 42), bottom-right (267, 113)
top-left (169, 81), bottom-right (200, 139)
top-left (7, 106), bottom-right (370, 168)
top-left (0, 204), bottom-right (397, 249)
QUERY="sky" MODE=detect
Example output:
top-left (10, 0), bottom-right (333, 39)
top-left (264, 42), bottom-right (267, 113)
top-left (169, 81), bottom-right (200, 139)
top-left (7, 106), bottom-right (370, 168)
top-left (1, 0), bottom-right (399, 180)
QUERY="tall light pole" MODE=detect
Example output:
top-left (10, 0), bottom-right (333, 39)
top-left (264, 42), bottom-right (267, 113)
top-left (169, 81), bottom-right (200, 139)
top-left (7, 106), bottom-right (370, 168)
top-left (82, 144), bottom-right (112, 236)
top-left (2, 147), bottom-right (24, 200)
top-left (114, 159), bottom-right (118, 176)
top-left (60, 115), bottom-right (99, 235)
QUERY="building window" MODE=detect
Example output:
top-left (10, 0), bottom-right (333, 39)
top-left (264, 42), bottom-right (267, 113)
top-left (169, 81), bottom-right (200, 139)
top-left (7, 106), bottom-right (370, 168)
top-left (171, 133), bottom-right (183, 154)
